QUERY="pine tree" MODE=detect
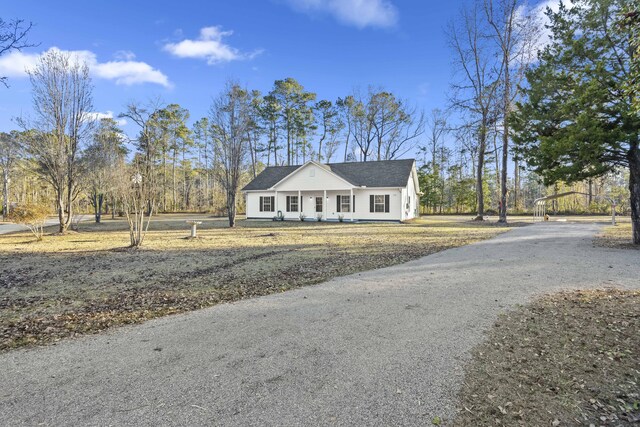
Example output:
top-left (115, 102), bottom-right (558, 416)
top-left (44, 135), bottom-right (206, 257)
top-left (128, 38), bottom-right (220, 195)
top-left (512, 0), bottom-right (640, 244)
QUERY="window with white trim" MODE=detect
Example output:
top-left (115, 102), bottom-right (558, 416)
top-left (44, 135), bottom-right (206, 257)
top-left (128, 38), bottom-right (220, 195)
top-left (315, 197), bottom-right (323, 213)
top-left (340, 195), bottom-right (351, 213)
top-left (370, 194), bottom-right (390, 213)
top-left (259, 196), bottom-right (274, 212)
top-left (286, 196), bottom-right (299, 212)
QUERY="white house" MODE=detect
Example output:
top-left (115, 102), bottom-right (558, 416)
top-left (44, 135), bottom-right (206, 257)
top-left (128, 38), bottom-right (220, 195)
top-left (242, 159), bottom-right (420, 222)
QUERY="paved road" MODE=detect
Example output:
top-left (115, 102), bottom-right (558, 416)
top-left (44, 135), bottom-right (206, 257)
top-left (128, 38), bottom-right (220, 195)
top-left (1, 223), bottom-right (638, 426)
top-left (0, 218), bottom-right (58, 235)
top-left (0, 216), bottom-right (90, 235)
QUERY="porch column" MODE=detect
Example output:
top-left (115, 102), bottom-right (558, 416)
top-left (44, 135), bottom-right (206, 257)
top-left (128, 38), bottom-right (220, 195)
top-left (350, 188), bottom-right (354, 222)
top-left (274, 190), bottom-right (278, 214)
top-left (298, 190), bottom-right (301, 218)
top-left (323, 190), bottom-right (327, 219)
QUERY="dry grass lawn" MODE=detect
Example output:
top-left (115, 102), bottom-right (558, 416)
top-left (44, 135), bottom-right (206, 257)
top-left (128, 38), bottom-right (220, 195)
top-left (0, 215), bottom-right (510, 351)
top-left (453, 289), bottom-right (640, 426)
top-left (596, 223), bottom-right (638, 250)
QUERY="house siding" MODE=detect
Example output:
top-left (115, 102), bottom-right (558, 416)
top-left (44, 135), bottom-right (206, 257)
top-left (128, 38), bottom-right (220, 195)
top-left (246, 188), bottom-right (407, 221)
top-left (244, 160), bottom-right (420, 222)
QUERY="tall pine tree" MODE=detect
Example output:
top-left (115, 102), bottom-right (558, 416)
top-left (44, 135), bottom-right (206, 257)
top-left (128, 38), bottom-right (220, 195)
top-left (512, 0), bottom-right (640, 244)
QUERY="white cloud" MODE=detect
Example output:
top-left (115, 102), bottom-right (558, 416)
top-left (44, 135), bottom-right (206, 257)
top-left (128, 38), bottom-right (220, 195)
top-left (113, 50), bottom-right (136, 61)
top-left (84, 111), bottom-right (127, 126)
top-left (0, 47), bottom-right (170, 87)
top-left (93, 59), bottom-right (169, 87)
top-left (530, 0), bottom-right (576, 52)
top-left (286, 0), bottom-right (398, 29)
top-left (163, 26), bottom-right (262, 65)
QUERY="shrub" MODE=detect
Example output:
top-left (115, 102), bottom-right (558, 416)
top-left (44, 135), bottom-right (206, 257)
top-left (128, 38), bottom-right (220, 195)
top-left (7, 203), bottom-right (50, 241)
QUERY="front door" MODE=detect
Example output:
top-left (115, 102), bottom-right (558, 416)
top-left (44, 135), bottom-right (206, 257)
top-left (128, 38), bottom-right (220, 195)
top-left (314, 196), bottom-right (323, 219)
top-left (303, 194), bottom-right (322, 219)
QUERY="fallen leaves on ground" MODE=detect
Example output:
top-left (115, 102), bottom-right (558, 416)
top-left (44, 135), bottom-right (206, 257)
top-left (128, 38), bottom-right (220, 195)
top-left (453, 289), bottom-right (640, 426)
top-left (0, 216), bottom-right (507, 351)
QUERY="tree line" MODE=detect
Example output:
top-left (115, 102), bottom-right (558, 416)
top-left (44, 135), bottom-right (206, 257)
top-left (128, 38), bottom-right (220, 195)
top-left (0, 48), bottom-right (427, 239)
top-left (1, 0), bottom-right (639, 244)
top-left (424, 0), bottom-right (638, 244)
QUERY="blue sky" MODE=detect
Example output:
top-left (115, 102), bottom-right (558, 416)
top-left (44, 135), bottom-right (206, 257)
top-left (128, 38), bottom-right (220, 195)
top-left (1, 0), bottom-right (551, 152)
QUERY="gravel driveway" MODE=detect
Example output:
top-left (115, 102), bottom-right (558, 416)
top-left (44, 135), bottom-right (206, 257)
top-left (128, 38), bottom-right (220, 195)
top-left (1, 222), bottom-right (638, 426)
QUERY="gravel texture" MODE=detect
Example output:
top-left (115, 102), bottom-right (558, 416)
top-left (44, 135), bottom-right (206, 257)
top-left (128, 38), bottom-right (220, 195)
top-left (1, 222), bottom-right (638, 426)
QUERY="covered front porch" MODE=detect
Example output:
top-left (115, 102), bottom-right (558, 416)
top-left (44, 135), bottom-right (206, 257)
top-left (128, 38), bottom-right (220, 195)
top-left (273, 189), bottom-right (357, 221)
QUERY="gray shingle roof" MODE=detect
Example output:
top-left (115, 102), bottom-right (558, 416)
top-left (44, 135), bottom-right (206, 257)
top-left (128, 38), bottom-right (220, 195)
top-left (242, 159), bottom-right (415, 191)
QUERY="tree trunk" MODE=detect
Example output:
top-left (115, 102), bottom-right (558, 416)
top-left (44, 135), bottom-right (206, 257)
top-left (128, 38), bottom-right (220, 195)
top-left (162, 149), bottom-right (167, 212)
top-left (343, 124), bottom-right (350, 162)
top-left (493, 133), bottom-right (501, 210)
top-left (499, 61), bottom-right (510, 224)
top-left (57, 190), bottom-right (65, 233)
top-left (93, 193), bottom-right (103, 223)
top-left (475, 126), bottom-right (487, 220)
top-left (513, 159), bottom-right (520, 211)
top-left (629, 144), bottom-right (640, 245)
top-left (2, 167), bottom-right (9, 221)
top-left (172, 150), bottom-right (177, 211)
top-left (64, 190), bottom-right (73, 232)
top-left (227, 191), bottom-right (236, 228)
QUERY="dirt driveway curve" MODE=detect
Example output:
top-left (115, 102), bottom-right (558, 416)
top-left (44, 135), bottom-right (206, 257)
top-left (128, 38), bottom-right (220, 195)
top-left (1, 222), bottom-right (638, 426)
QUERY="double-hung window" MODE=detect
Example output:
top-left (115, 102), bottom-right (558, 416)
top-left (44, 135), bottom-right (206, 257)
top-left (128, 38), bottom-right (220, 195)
top-left (286, 196), bottom-right (299, 212)
top-left (259, 196), bottom-right (275, 212)
top-left (370, 194), bottom-right (390, 213)
top-left (338, 195), bottom-right (351, 213)
top-left (315, 197), bottom-right (323, 213)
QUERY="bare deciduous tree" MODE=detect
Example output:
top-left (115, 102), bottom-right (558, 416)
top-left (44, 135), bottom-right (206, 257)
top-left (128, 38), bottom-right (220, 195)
top-left (82, 118), bottom-right (128, 223)
top-left (210, 82), bottom-right (252, 228)
top-left (20, 50), bottom-right (94, 233)
top-left (344, 88), bottom-right (425, 162)
top-left (483, 0), bottom-right (539, 222)
top-left (1, 18), bottom-right (36, 87)
top-left (118, 99), bottom-right (165, 246)
top-left (425, 109), bottom-right (449, 170)
top-left (448, 2), bottom-right (503, 220)
top-left (0, 131), bottom-right (21, 220)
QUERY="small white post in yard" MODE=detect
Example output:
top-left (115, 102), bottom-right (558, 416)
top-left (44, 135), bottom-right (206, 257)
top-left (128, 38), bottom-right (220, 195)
top-left (186, 220), bottom-right (202, 238)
